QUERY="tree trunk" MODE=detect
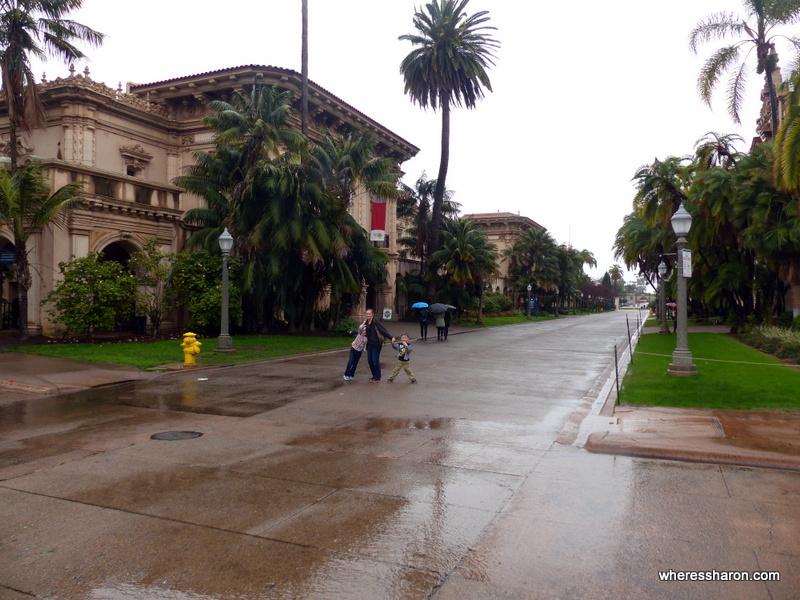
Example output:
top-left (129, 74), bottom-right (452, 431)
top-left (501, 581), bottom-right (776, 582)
top-left (477, 281), bottom-right (485, 325)
top-left (301, 0), bottom-right (309, 136)
top-left (428, 98), bottom-right (450, 257)
top-left (8, 118), bottom-right (18, 172)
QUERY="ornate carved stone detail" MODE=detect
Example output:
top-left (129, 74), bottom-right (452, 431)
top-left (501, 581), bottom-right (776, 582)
top-left (120, 144), bottom-right (153, 173)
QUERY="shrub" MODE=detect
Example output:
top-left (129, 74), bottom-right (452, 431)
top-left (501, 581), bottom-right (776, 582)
top-left (794, 315), bottom-right (800, 332)
top-left (332, 317), bottom-right (359, 337)
top-left (46, 252), bottom-right (136, 339)
top-left (476, 291), bottom-right (512, 315)
top-left (739, 325), bottom-right (800, 364)
top-left (778, 311), bottom-right (794, 329)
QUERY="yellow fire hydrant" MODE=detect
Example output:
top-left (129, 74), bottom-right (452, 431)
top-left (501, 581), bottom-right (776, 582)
top-left (181, 332), bottom-right (202, 367)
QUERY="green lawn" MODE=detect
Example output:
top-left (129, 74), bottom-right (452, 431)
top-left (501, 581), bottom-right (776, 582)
top-left (3, 334), bottom-right (350, 370)
top-left (458, 314), bottom-right (556, 327)
top-left (621, 332), bottom-right (800, 411)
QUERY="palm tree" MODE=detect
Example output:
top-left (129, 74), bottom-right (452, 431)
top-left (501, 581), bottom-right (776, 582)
top-left (301, 0), bottom-right (309, 135)
top-left (0, 0), bottom-right (103, 170)
top-left (429, 219), bottom-right (497, 322)
top-left (505, 227), bottom-right (560, 302)
top-left (397, 172), bottom-right (459, 273)
top-left (689, 0), bottom-right (800, 137)
top-left (632, 156), bottom-right (693, 226)
top-left (772, 69), bottom-right (800, 189)
top-left (0, 162), bottom-right (84, 338)
top-left (399, 0), bottom-right (499, 255)
top-left (693, 131), bottom-right (744, 171)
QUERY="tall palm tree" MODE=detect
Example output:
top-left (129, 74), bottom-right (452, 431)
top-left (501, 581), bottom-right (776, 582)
top-left (399, 0), bottom-right (499, 255)
top-left (0, 162), bottom-right (83, 338)
top-left (689, 0), bottom-right (800, 137)
top-left (301, 0), bottom-right (309, 135)
top-left (0, 0), bottom-right (103, 170)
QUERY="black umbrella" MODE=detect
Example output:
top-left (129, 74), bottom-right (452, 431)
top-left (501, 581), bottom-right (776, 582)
top-left (428, 303), bottom-right (455, 313)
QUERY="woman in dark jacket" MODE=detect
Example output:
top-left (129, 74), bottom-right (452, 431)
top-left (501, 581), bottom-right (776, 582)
top-left (364, 308), bottom-right (393, 382)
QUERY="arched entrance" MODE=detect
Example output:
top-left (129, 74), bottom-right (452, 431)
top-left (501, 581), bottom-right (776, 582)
top-left (97, 240), bottom-right (140, 333)
top-left (0, 239), bottom-right (18, 330)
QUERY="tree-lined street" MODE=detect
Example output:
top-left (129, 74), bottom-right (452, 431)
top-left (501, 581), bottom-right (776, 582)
top-left (2, 311), bottom-right (798, 599)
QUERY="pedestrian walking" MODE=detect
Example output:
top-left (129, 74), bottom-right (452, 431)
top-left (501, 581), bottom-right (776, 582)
top-left (387, 333), bottom-right (417, 383)
top-left (435, 313), bottom-right (445, 341)
top-left (443, 310), bottom-right (451, 340)
top-left (343, 322), bottom-right (367, 381)
top-left (418, 307), bottom-right (430, 340)
top-left (364, 308), bottom-right (393, 382)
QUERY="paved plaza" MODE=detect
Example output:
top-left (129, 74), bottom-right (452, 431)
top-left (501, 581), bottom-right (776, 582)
top-left (1, 312), bottom-right (799, 599)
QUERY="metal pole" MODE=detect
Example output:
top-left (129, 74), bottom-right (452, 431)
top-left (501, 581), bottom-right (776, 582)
top-left (667, 239), bottom-right (696, 376)
top-left (659, 271), bottom-right (669, 335)
top-left (215, 251), bottom-right (235, 352)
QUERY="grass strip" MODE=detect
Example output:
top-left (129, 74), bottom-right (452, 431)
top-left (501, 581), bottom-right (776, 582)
top-left (621, 332), bottom-right (800, 411)
top-left (3, 335), bottom-right (350, 370)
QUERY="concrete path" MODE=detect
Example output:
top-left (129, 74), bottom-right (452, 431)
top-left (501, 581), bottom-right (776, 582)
top-left (1, 313), bottom-right (799, 599)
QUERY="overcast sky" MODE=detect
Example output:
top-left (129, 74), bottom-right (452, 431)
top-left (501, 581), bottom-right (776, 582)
top-left (39, 0), bottom-right (777, 281)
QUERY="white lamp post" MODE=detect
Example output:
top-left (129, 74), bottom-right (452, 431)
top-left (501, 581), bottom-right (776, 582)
top-left (668, 204), bottom-right (696, 376)
top-left (658, 260), bottom-right (669, 335)
top-left (215, 228), bottom-right (235, 353)
top-left (526, 283), bottom-right (532, 319)
top-left (554, 287), bottom-right (559, 317)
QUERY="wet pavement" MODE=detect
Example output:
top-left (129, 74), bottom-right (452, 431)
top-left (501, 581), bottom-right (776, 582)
top-left (1, 313), bottom-right (799, 599)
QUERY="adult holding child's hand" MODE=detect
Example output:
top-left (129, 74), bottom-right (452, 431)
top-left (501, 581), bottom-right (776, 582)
top-left (364, 308), bottom-right (393, 383)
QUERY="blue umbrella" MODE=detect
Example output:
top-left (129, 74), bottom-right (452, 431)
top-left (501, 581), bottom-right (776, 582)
top-left (411, 302), bottom-right (429, 309)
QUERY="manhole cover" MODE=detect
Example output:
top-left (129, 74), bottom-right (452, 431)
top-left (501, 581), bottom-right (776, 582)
top-left (150, 431), bottom-right (203, 441)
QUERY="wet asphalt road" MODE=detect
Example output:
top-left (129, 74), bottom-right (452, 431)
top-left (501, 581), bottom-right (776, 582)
top-left (1, 312), bottom-right (799, 599)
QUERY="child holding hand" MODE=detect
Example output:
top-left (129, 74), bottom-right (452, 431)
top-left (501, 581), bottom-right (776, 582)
top-left (387, 333), bottom-right (417, 384)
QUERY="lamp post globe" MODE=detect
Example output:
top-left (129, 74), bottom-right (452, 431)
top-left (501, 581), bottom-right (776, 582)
top-left (667, 204), bottom-right (696, 376)
top-left (658, 260), bottom-right (669, 335)
top-left (215, 227), bottom-right (235, 353)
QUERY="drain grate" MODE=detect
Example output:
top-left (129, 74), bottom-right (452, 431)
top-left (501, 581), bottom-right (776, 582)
top-left (150, 431), bottom-right (203, 441)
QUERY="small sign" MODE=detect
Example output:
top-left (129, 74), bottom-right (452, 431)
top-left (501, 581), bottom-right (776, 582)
top-left (0, 248), bottom-right (15, 265)
top-left (681, 248), bottom-right (692, 278)
top-left (382, 307), bottom-right (393, 321)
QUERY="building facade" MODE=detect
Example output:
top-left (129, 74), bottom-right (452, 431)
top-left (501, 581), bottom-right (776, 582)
top-left (462, 211), bottom-right (544, 297)
top-left (0, 65), bottom-right (418, 334)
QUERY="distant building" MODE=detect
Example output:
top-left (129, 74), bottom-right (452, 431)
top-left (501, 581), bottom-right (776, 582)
top-left (0, 65), bottom-right (418, 334)
top-left (462, 212), bottom-right (544, 296)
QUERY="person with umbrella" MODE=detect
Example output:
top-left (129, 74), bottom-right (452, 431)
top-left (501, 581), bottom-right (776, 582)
top-left (428, 304), bottom-right (454, 341)
top-left (411, 301), bottom-right (430, 340)
top-left (364, 308), bottom-right (394, 382)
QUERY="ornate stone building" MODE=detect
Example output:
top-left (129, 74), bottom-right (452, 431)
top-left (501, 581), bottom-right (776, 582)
top-left (0, 65), bottom-right (418, 334)
top-left (462, 212), bottom-right (544, 295)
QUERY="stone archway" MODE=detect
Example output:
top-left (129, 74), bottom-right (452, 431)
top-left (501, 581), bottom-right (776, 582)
top-left (0, 238), bottom-right (17, 330)
top-left (96, 239), bottom-right (140, 332)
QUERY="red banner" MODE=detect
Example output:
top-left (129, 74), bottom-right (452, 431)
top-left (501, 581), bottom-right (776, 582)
top-left (370, 201), bottom-right (386, 241)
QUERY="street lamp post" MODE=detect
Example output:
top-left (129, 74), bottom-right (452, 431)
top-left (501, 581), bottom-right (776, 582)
top-left (526, 284), bottom-right (532, 320)
top-left (667, 204), bottom-right (696, 376)
top-left (215, 228), bottom-right (235, 353)
top-left (658, 260), bottom-right (669, 335)
top-left (554, 287), bottom-right (559, 317)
